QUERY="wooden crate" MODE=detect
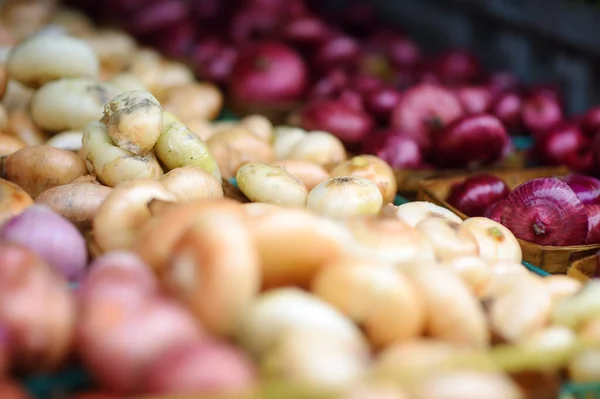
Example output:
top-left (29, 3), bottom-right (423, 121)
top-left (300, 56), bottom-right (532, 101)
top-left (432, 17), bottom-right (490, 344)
top-left (417, 166), bottom-right (600, 274)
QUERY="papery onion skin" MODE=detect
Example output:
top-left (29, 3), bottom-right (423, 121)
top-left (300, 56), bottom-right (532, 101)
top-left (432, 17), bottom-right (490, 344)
top-left (585, 205), bottom-right (600, 244)
top-left (446, 174), bottom-right (510, 217)
top-left (561, 174), bottom-right (600, 205)
top-left (483, 200), bottom-right (506, 224)
top-left (501, 177), bottom-right (588, 246)
top-left (0, 205), bottom-right (87, 281)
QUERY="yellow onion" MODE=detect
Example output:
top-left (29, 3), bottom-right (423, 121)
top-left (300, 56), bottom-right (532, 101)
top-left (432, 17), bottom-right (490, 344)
top-left (236, 163), bottom-right (307, 208)
top-left (414, 216), bottom-right (479, 262)
top-left (462, 217), bottom-right (522, 263)
top-left (307, 177), bottom-right (383, 218)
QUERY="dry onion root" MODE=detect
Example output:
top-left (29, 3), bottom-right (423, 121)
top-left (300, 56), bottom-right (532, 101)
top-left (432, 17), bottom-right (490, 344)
top-left (82, 121), bottom-right (164, 187)
top-left (154, 121), bottom-right (221, 181)
top-left (0, 177), bottom-right (33, 225)
top-left (30, 78), bottom-right (120, 132)
top-left (311, 257), bottom-right (425, 347)
top-left (164, 208), bottom-right (261, 337)
top-left (158, 166), bottom-right (223, 202)
top-left (35, 182), bottom-right (112, 230)
top-left (307, 177), bottom-right (383, 218)
top-left (330, 155), bottom-right (398, 205)
top-left (6, 34), bottom-right (99, 88)
top-left (101, 90), bottom-right (163, 155)
top-left (206, 125), bottom-right (273, 180)
top-left (3, 145), bottom-right (88, 198)
top-left (92, 179), bottom-right (176, 253)
top-left (236, 163), bottom-right (307, 208)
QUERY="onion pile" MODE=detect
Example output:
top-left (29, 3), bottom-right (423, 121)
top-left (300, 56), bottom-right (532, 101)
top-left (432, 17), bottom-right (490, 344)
top-left (447, 173), bottom-right (600, 245)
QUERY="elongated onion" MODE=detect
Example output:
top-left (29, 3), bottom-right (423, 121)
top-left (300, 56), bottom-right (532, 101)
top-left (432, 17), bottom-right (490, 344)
top-left (307, 177), bottom-right (383, 218)
top-left (342, 216), bottom-right (435, 266)
top-left (414, 216), bottom-right (479, 262)
top-left (311, 257), bottom-right (425, 347)
top-left (330, 155), bottom-right (397, 204)
top-left (270, 160), bottom-right (330, 191)
top-left (384, 202), bottom-right (462, 227)
top-left (287, 131), bottom-right (347, 170)
top-left (206, 126), bottom-right (273, 180)
top-left (236, 163), bottom-right (307, 208)
top-left (462, 217), bottom-right (522, 263)
top-left (272, 126), bottom-right (307, 159)
top-left (159, 166), bottom-right (223, 202)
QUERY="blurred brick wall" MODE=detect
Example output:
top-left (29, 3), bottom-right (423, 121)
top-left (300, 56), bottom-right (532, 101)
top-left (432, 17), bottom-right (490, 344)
top-left (361, 0), bottom-right (600, 114)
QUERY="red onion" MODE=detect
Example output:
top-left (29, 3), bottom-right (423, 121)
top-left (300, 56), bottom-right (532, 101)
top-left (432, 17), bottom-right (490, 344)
top-left (529, 83), bottom-right (564, 105)
top-left (484, 199), bottom-right (506, 223)
top-left (454, 86), bottom-right (492, 115)
top-left (447, 174), bottom-right (510, 217)
top-left (298, 97), bottom-right (374, 144)
top-left (281, 15), bottom-right (332, 46)
top-left (0, 205), bottom-right (87, 281)
top-left (361, 130), bottom-right (424, 169)
top-left (351, 74), bottom-right (384, 94)
top-left (579, 106), bottom-right (600, 137)
top-left (586, 205), bottom-right (600, 244)
top-left (561, 174), bottom-right (600, 205)
top-left (431, 114), bottom-right (509, 168)
top-left (433, 49), bottom-right (483, 85)
top-left (195, 45), bottom-right (238, 86)
top-left (386, 36), bottom-right (422, 70)
top-left (491, 92), bottom-right (523, 132)
top-left (229, 7), bottom-right (279, 44)
top-left (129, 0), bottom-right (189, 35)
top-left (364, 86), bottom-right (402, 121)
top-left (522, 93), bottom-right (564, 137)
top-left (143, 339), bottom-right (256, 395)
top-left (534, 123), bottom-right (593, 173)
top-left (309, 69), bottom-right (350, 100)
top-left (313, 34), bottom-right (361, 71)
top-left (390, 83), bottom-right (463, 152)
top-left (487, 72), bottom-right (521, 97)
top-left (149, 19), bottom-right (196, 60)
top-left (501, 177), bottom-right (588, 246)
top-left (229, 42), bottom-right (308, 104)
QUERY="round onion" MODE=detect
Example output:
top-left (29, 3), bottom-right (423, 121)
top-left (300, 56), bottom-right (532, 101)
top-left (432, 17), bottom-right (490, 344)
top-left (501, 177), bottom-right (588, 246)
top-left (561, 174), bottom-right (600, 205)
top-left (0, 204), bottom-right (87, 281)
top-left (535, 123), bottom-right (593, 173)
top-left (483, 200), bottom-right (506, 223)
top-left (522, 94), bottom-right (563, 136)
top-left (361, 130), bottom-right (425, 170)
top-left (446, 174), bottom-right (510, 217)
top-left (307, 177), bottom-right (383, 218)
top-left (580, 106), bottom-right (600, 137)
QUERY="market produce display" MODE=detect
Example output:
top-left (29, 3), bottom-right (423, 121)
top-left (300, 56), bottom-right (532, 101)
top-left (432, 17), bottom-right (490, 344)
top-left (1, 1), bottom-right (600, 399)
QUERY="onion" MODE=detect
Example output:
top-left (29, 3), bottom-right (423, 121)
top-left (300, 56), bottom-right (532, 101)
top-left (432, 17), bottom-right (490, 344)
top-left (281, 15), bottom-right (332, 46)
top-left (313, 34), bottom-right (361, 71)
top-left (585, 205), bottom-right (600, 244)
top-left (454, 86), bottom-right (492, 115)
top-left (579, 106), bottom-right (600, 137)
top-left (143, 339), bottom-right (257, 395)
top-left (534, 123), bottom-right (593, 173)
top-left (501, 177), bottom-right (588, 246)
top-left (388, 201), bottom-right (462, 227)
top-left (229, 41), bottom-right (308, 105)
top-left (432, 49), bottom-right (482, 85)
top-left (487, 72), bottom-right (521, 97)
top-left (0, 178), bottom-right (33, 226)
top-left (390, 84), bottom-right (463, 153)
top-left (491, 92), bottom-right (523, 132)
top-left (365, 132), bottom-right (425, 170)
top-left (228, 7), bottom-right (279, 45)
top-left (522, 93), bottom-right (563, 137)
top-left (272, 126), bottom-right (307, 159)
top-left (298, 98), bottom-right (374, 145)
top-left (236, 163), bottom-right (307, 208)
top-left (446, 174), bottom-right (510, 216)
top-left (307, 177), bottom-right (383, 218)
top-left (414, 216), bottom-right (479, 262)
top-left (364, 86), bottom-right (402, 121)
top-left (431, 114), bottom-right (509, 168)
top-left (308, 69), bottom-right (350, 100)
top-left (286, 131), bottom-right (347, 170)
top-left (462, 217), bottom-right (522, 263)
top-left (0, 205), bottom-right (87, 281)
top-left (560, 173), bottom-right (600, 205)
top-left (330, 155), bottom-right (398, 204)
top-left (483, 200), bottom-right (506, 223)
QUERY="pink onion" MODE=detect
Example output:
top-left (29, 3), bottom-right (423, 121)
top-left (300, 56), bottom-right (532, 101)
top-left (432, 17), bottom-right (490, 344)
top-left (0, 205), bottom-right (87, 281)
top-left (229, 41), bottom-right (308, 104)
top-left (143, 339), bottom-right (257, 395)
top-left (390, 83), bottom-right (463, 152)
top-left (361, 130), bottom-right (424, 169)
top-left (454, 86), bottom-right (492, 115)
top-left (501, 177), bottom-right (588, 246)
top-left (431, 114), bottom-right (509, 168)
top-left (585, 205), bottom-right (600, 244)
top-left (561, 174), bottom-right (600, 205)
top-left (432, 49), bottom-right (483, 85)
top-left (522, 93), bottom-right (564, 137)
top-left (579, 106), bottom-right (600, 137)
top-left (484, 199), bottom-right (506, 223)
top-left (298, 97), bottom-right (374, 144)
top-left (446, 174), bottom-right (510, 217)
top-left (534, 123), bottom-right (593, 173)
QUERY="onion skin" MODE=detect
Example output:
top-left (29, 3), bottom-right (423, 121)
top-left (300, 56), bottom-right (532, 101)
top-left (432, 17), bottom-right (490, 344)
top-left (561, 173), bottom-right (600, 205)
top-left (585, 205), bottom-right (600, 244)
top-left (0, 205), bottom-right (88, 281)
top-left (580, 106), bottom-right (600, 137)
top-left (431, 114), bottom-right (509, 169)
top-left (446, 174), bottom-right (510, 217)
top-left (361, 131), bottom-right (425, 170)
top-left (454, 86), bottom-right (492, 115)
top-left (501, 177), bottom-right (588, 246)
top-left (483, 200), bottom-right (506, 223)
top-left (142, 339), bottom-right (257, 395)
top-left (492, 92), bottom-right (523, 132)
top-left (535, 123), bottom-right (593, 173)
top-left (522, 94), bottom-right (563, 137)
top-left (0, 178), bottom-right (33, 226)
